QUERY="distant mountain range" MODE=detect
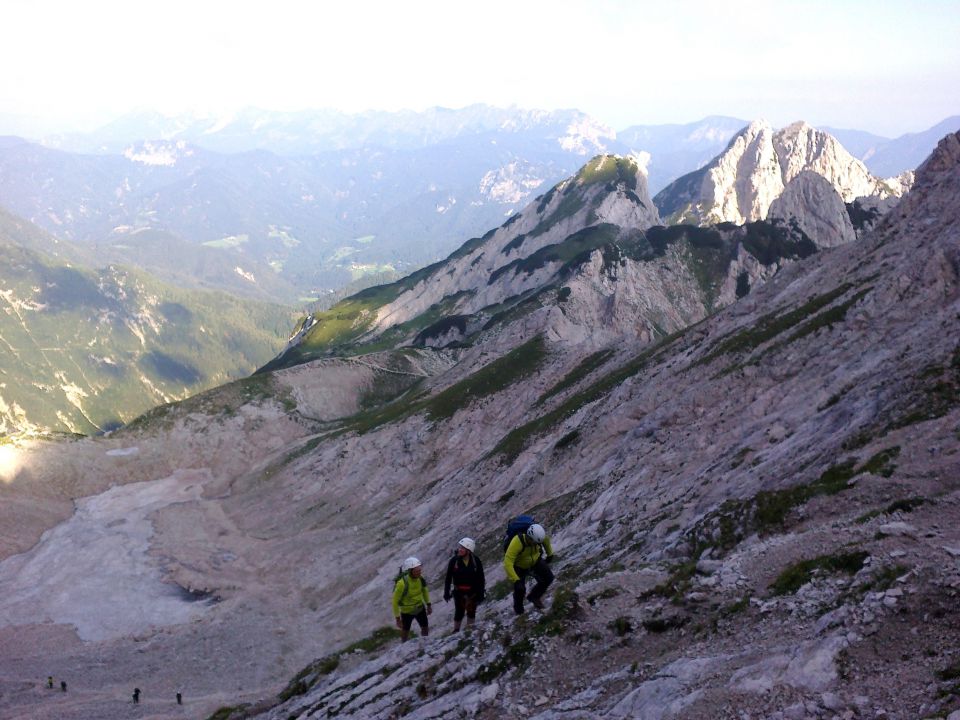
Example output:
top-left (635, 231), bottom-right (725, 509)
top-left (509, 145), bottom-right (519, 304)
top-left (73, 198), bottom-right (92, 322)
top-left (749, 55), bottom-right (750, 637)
top-left (826, 115), bottom-right (960, 176)
top-left (0, 107), bottom-right (952, 307)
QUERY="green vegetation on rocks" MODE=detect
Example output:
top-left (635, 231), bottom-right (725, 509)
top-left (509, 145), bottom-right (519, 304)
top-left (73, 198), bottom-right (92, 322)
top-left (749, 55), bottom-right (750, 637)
top-left (489, 224), bottom-right (620, 284)
top-left (492, 335), bottom-right (681, 462)
top-left (537, 349), bottom-right (616, 405)
top-left (343, 336), bottom-right (548, 434)
top-left (769, 551), bottom-right (868, 595)
top-left (575, 155), bottom-right (640, 190)
top-left (695, 283), bottom-right (862, 367)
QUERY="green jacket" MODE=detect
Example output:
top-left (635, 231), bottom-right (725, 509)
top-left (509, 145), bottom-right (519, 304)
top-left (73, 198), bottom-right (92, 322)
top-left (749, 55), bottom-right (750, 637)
top-left (392, 574), bottom-right (431, 616)
top-left (503, 534), bottom-right (554, 582)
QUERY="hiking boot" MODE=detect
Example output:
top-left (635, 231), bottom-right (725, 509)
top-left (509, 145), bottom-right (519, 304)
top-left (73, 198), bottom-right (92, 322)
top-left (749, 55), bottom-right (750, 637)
top-left (527, 594), bottom-right (545, 610)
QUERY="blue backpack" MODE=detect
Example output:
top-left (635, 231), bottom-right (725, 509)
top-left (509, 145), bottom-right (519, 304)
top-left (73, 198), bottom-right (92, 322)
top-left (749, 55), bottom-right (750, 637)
top-left (503, 515), bottom-right (536, 551)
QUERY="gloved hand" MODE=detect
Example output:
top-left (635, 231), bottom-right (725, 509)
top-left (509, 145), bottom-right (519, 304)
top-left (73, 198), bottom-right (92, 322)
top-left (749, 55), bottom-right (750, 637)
top-left (443, 592), bottom-right (451, 602)
top-left (395, 616), bottom-right (402, 629)
top-left (514, 580), bottom-right (525, 594)
top-left (427, 603), bottom-right (433, 615)
top-left (546, 555), bottom-right (554, 563)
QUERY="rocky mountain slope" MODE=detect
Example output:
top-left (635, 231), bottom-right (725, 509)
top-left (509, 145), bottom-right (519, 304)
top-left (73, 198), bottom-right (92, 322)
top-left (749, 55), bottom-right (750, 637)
top-left (0, 211), bottom-right (294, 434)
top-left (0, 133), bottom-right (957, 720)
top-left (271, 153), bottom-right (823, 372)
top-left (654, 120), bottom-right (912, 227)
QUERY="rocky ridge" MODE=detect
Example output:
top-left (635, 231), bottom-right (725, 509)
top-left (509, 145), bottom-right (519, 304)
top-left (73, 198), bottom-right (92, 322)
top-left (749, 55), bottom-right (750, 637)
top-left (654, 120), bottom-right (912, 227)
top-left (275, 154), bottom-right (820, 366)
top-left (0, 134), bottom-right (957, 720)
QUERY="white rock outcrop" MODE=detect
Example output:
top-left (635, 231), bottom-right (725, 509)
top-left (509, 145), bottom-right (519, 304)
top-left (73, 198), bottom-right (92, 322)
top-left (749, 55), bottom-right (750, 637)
top-left (655, 120), bottom-right (912, 226)
top-left (767, 171), bottom-right (856, 248)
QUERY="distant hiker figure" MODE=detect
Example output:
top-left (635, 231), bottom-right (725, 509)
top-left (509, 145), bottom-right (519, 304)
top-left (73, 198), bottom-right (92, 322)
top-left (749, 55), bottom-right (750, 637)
top-left (392, 556), bottom-right (432, 641)
top-left (503, 516), bottom-right (554, 616)
top-left (443, 537), bottom-right (485, 632)
top-left (133, 687), bottom-right (140, 704)
top-left (47, 676), bottom-right (53, 689)
top-left (60, 681), bottom-right (67, 692)
top-left (177, 691), bottom-right (182, 705)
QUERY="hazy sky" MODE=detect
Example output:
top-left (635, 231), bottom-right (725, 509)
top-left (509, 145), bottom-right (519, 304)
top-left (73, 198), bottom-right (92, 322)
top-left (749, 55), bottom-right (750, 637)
top-left (3, 0), bottom-right (958, 137)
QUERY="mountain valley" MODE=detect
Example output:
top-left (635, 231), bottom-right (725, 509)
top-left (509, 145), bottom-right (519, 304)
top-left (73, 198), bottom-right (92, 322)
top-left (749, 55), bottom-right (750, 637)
top-left (0, 116), bottom-right (957, 720)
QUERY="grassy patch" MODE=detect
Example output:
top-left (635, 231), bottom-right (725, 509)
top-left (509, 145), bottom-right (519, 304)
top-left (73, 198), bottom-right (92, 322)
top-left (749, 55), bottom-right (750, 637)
top-left (205, 705), bottom-right (251, 720)
top-left (532, 584), bottom-right (581, 637)
top-left (488, 579), bottom-right (513, 601)
top-left (769, 551), bottom-right (868, 596)
top-left (492, 334), bottom-right (681, 463)
top-left (609, 616), bottom-right (634, 636)
top-left (687, 458), bottom-right (859, 558)
top-left (423, 336), bottom-right (548, 421)
top-left (553, 429), bottom-right (580, 449)
top-left (537, 349), bottom-right (615, 405)
top-left (720, 594), bottom-right (751, 617)
top-left (489, 224), bottom-right (619, 284)
top-left (695, 283), bottom-right (857, 367)
top-left (277, 626), bottom-right (400, 703)
top-left (476, 638), bottom-right (535, 683)
top-left (642, 614), bottom-right (689, 633)
top-left (857, 564), bottom-right (909, 595)
top-left (858, 446), bottom-right (901, 477)
top-left (642, 560), bottom-right (698, 603)
top-left (576, 155), bottom-right (640, 190)
top-left (855, 496), bottom-right (926, 524)
top-left (342, 336), bottom-right (547, 434)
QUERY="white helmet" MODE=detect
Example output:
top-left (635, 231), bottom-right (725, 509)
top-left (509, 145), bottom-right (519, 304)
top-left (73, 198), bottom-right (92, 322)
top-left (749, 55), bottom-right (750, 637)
top-left (527, 524), bottom-right (546, 543)
top-left (402, 556), bottom-right (422, 572)
top-left (458, 537), bottom-right (476, 553)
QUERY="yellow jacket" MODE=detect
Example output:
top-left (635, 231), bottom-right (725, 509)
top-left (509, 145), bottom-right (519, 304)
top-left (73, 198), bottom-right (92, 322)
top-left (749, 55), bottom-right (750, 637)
top-left (503, 534), bottom-right (554, 582)
top-left (392, 574), bottom-right (430, 616)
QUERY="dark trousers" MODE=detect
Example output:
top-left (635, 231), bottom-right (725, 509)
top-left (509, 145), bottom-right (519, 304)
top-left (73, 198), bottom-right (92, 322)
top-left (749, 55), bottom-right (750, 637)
top-left (453, 591), bottom-right (478, 622)
top-left (400, 609), bottom-right (429, 633)
top-left (513, 558), bottom-right (553, 614)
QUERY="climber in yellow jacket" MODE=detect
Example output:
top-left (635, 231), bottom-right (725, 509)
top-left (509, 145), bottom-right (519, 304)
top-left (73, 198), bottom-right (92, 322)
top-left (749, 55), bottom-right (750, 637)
top-left (392, 556), bottom-right (432, 641)
top-left (504, 523), bottom-right (554, 615)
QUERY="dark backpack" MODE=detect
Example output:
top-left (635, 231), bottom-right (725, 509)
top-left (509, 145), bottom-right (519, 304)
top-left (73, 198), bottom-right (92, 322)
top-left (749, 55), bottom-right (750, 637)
top-left (503, 514), bottom-right (535, 551)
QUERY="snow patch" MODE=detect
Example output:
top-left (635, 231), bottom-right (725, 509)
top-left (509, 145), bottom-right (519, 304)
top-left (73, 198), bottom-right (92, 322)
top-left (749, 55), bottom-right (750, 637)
top-left (0, 471), bottom-right (212, 640)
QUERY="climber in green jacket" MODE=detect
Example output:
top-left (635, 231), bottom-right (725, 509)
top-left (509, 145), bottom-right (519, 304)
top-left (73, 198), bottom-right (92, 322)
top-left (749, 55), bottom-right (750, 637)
top-left (504, 523), bottom-right (554, 615)
top-left (392, 556), bottom-right (432, 641)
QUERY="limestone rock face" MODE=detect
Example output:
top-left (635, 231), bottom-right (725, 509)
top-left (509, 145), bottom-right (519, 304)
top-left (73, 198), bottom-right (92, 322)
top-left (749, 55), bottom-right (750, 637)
top-left (655, 120), bottom-right (912, 226)
top-left (768, 171), bottom-right (856, 248)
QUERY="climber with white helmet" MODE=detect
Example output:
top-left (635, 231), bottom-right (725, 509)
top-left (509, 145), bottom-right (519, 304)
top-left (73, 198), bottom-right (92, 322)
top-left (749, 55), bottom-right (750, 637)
top-left (443, 537), bottom-right (486, 632)
top-left (392, 556), bottom-right (432, 641)
top-left (503, 518), bottom-right (554, 616)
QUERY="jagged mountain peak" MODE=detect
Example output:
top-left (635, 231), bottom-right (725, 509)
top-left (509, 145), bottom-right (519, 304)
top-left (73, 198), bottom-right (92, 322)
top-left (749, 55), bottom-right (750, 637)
top-left (654, 119), bottom-right (911, 229)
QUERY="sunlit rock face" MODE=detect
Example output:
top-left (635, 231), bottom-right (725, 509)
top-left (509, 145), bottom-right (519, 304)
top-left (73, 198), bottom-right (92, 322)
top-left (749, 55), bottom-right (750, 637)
top-left (655, 120), bottom-right (912, 226)
top-left (767, 171), bottom-right (856, 248)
